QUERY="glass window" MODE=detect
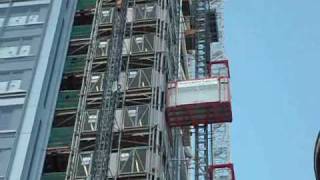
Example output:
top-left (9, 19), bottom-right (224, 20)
top-left (28, 14), bottom-right (39, 24)
top-left (0, 17), bottom-right (4, 27)
top-left (0, 105), bottom-right (23, 131)
top-left (0, 149), bottom-right (11, 178)
top-left (5, 6), bottom-right (46, 27)
top-left (0, 134), bottom-right (14, 179)
top-left (7, 80), bottom-right (21, 91)
top-left (0, 38), bottom-right (35, 58)
top-left (0, 70), bottom-right (31, 93)
top-left (0, 80), bottom-right (21, 93)
top-left (0, 82), bottom-right (8, 92)
top-left (18, 45), bottom-right (31, 56)
top-left (8, 15), bottom-right (27, 26)
top-left (0, 46), bottom-right (19, 58)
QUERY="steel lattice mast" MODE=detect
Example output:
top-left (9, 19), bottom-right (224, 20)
top-left (192, 0), bottom-right (235, 179)
top-left (91, 0), bottom-right (129, 179)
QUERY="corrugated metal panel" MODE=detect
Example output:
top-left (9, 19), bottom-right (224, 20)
top-left (47, 127), bottom-right (74, 148)
top-left (41, 172), bottom-right (66, 180)
top-left (56, 90), bottom-right (80, 110)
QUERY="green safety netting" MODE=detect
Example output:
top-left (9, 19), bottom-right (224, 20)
top-left (42, 172), bottom-right (66, 180)
top-left (76, 0), bottom-right (96, 11)
top-left (47, 127), bottom-right (74, 148)
top-left (64, 55), bottom-right (86, 73)
top-left (56, 90), bottom-right (80, 110)
top-left (70, 25), bottom-right (92, 39)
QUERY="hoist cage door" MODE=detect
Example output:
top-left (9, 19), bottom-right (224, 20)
top-left (75, 151), bottom-right (94, 179)
top-left (82, 110), bottom-right (99, 133)
top-left (98, 34), bottom-right (155, 56)
top-left (97, 39), bottom-right (110, 57)
top-left (114, 105), bottom-right (151, 131)
top-left (100, 7), bottom-right (114, 24)
top-left (131, 34), bottom-right (155, 54)
top-left (135, 3), bottom-right (159, 21)
top-left (127, 68), bottom-right (153, 89)
top-left (208, 163), bottom-right (235, 180)
top-left (166, 78), bottom-right (232, 127)
top-left (88, 73), bottom-right (104, 93)
top-left (107, 147), bottom-right (158, 178)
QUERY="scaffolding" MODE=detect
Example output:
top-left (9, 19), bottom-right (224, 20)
top-left (42, 1), bottom-right (97, 179)
top-left (42, 0), bottom-right (187, 179)
top-left (41, 0), bottom-right (235, 179)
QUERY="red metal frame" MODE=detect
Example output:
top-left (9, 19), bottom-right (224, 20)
top-left (166, 102), bottom-right (232, 127)
top-left (209, 60), bottom-right (230, 78)
top-left (208, 163), bottom-right (236, 180)
top-left (166, 77), bottom-right (232, 127)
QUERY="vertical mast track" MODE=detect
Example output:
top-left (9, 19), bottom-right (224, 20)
top-left (91, 0), bottom-right (129, 179)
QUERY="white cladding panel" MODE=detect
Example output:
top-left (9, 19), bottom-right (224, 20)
top-left (108, 153), bottom-right (119, 177)
top-left (114, 109), bottom-right (123, 131)
top-left (126, 8), bottom-right (134, 22)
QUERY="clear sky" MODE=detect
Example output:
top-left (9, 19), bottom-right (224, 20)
top-left (224, 0), bottom-right (320, 179)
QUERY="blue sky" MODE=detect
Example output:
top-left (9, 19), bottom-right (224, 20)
top-left (225, 0), bottom-right (320, 179)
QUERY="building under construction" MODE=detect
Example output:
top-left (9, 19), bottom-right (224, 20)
top-left (0, 0), bottom-right (235, 180)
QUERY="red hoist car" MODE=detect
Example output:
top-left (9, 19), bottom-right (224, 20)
top-left (166, 60), bottom-right (232, 127)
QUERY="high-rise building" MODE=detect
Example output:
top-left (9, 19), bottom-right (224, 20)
top-left (0, 1), bottom-right (77, 180)
top-left (0, 0), bottom-right (235, 180)
top-left (315, 132), bottom-right (320, 180)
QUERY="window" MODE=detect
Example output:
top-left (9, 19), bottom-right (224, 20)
top-left (8, 80), bottom-right (21, 91)
top-left (8, 15), bottom-right (27, 26)
top-left (0, 82), bottom-right (8, 92)
top-left (0, 148), bottom-right (11, 178)
top-left (0, 105), bottom-right (23, 131)
top-left (0, 17), bottom-right (4, 27)
top-left (0, 134), bottom-right (15, 179)
top-left (0, 46), bottom-right (19, 58)
top-left (28, 14), bottom-right (39, 24)
top-left (6, 6), bottom-right (45, 27)
top-left (0, 70), bottom-right (30, 93)
top-left (0, 80), bottom-right (21, 93)
top-left (0, 38), bottom-right (34, 58)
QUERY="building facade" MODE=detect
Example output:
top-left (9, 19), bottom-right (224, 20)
top-left (0, 0), bottom-right (77, 179)
top-left (41, 0), bottom-right (189, 179)
top-left (315, 132), bottom-right (320, 180)
top-left (0, 0), bottom-right (234, 180)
